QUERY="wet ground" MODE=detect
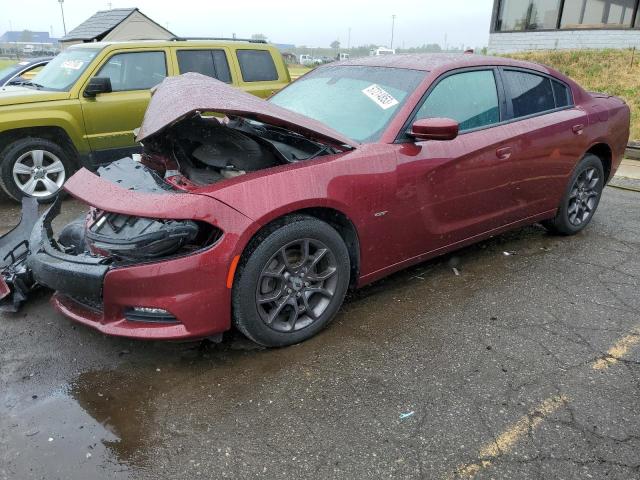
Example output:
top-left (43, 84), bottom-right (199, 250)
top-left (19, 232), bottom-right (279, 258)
top-left (1, 186), bottom-right (640, 479)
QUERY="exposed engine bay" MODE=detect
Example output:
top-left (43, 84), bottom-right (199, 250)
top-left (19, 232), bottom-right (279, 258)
top-left (139, 114), bottom-right (338, 188)
top-left (0, 113), bottom-right (344, 312)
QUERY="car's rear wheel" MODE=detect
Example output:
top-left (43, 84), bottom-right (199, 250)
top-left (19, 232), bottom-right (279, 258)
top-left (0, 137), bottom-right (73, 202)
top-left (232, 217), bottom-right (350, 347)
top-left (543, 153), bottom-right (604, 235)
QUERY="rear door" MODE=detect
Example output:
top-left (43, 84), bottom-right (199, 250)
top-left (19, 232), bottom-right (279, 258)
top-left (498, 68), bottom-right (590, 215)
top-left (80, 49), bottom-right (170, 158)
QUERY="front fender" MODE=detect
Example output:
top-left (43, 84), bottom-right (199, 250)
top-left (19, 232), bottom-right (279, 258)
top-left (0, 100), bottom-right (90, 153)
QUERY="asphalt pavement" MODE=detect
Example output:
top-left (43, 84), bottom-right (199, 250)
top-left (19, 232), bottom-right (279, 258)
top-left (1, 184), bottom-right (639, 479)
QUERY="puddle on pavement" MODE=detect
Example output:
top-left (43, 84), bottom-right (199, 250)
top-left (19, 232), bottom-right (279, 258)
top-left (1, 224), bottom-right (564, 477)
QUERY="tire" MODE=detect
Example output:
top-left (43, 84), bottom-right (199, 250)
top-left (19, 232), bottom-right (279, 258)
top-left (232, 216), bottom-right (350, 347)
top-left (0, 137), bottom-right (74, 203)
top-left (542, 153), bottom-right (604, 235)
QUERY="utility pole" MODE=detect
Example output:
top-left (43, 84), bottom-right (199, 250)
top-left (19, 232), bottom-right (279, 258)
top-left (58, 0), bottom-right (67, 35)
top-left (347, 27), bottom-right (351, 50)
top-left (390, 14), bottom-right (396, 50)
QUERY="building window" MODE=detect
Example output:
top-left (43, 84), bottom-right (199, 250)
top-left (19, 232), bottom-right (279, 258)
top-left (496, 0), bottom-right (562, 31)
top-left (560, 0), bottom-right (636, 28)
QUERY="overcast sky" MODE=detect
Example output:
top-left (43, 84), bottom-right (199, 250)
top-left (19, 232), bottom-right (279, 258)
top-left (1, 0), bottom-right (494, 49)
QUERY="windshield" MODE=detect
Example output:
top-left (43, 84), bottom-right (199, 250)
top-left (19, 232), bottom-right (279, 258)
top-left (31, 48), bottom-right (101, 91)
top-left (0, 64), bottom-right (20, 79)
top-left (270, 65), bottom-right (426, 143)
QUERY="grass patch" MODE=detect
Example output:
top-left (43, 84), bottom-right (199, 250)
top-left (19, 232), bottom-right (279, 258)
top-left (506, 49), bottom-right (639, 140)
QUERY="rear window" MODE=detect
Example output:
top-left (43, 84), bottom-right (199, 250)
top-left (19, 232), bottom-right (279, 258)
top-left (552, 80), bottom-right (572, 108)
top-left (503, 70), bottom-right (555, 118)
top-left (176, 49), bottom-right (231, 83)
top-left (236, 49), bottom-right (278, 82)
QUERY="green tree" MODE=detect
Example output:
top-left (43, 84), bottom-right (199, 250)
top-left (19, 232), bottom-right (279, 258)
top-left (330, 40), bottom-right (340, 50)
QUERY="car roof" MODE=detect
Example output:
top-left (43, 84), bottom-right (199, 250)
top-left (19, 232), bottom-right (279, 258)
top-left (337, 53), bottom-right (556, 76)
top-left (68, 39), bottom-right (274, 50)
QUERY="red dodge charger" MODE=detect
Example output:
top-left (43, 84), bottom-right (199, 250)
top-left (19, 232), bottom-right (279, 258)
top-left (0, 54), bottom-right (630, 346)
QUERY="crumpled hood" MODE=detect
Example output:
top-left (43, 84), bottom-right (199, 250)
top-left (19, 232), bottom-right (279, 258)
top-left (136, 72), bottom-right (359, 149)
top-left (0, 86), bottom-right (69, 106)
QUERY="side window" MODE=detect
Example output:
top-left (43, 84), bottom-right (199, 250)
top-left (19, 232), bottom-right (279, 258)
top-left (176, 49), bottom-right (232, 83)
top-left (415, 70), bottom-right (500, 131)
top-left (552, 79), bottom-right (572, 108)
top-left (236, 49), bottom-right (278, 82)
top-left (96, 51), bottom-right (166, 92)
top-left (503, 70), bottom-right (555, 118)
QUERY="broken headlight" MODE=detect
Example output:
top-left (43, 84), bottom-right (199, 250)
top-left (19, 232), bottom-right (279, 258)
top-left (86, 212), bottom-right (203, 261)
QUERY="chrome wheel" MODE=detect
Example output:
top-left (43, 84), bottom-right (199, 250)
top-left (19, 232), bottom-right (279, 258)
top-left (255, 238), bottom-right (339, 333)
top-left (12, 149), bottom-right (66, 197)
top-left (567, 166), bottom-right (601, 226)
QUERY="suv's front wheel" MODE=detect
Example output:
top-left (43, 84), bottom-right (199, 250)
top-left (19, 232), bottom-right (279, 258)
top-left (0, 137), bottom-right (73, 202)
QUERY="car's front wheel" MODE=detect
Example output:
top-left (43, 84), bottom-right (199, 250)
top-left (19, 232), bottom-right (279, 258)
top-left (232, 217), bottom-right (350, 347)
top-left (543, 153), bottom-right (604, 235)
top-left (0, 137), bottom-right (73, 202)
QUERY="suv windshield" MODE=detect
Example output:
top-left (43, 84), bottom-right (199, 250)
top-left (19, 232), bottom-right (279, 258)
top-left (31, 48), bottom-right (101, 91)
top-left (270, 65), bottom-right (425, 142)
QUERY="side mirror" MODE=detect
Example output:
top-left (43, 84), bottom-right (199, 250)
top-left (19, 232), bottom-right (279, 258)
top-left (409, 118), bottom-right (459, 141)
top-left (84, 77), bottom-right (112, 97)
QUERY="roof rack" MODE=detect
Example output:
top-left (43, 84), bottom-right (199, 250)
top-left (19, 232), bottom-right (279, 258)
top-left (171, 37), bottom-right (267, 44)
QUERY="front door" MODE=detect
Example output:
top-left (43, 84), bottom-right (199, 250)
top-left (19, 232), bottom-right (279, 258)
top-left (393, 68), bottom-right (523, 260)
top-left (80, 50), bottom-right (168, 157)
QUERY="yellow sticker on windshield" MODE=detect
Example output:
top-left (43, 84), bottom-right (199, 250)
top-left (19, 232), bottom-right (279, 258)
top-left (362, 84), bottom-right (399, 110)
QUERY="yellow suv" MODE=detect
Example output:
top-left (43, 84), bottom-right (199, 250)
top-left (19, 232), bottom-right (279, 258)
top-left (0, 38), bottom-right (291, 201)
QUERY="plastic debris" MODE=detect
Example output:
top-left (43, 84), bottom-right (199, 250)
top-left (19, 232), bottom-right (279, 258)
top-left (400, 411), bottom-right (415, 419)
top-left (452, 268), bottom-right (460, 276)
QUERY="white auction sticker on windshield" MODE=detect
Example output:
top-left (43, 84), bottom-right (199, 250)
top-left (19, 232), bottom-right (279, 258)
top-left (61, 60), bottom-right (84, 70)
top-left (362, 84), bottom-right (399, 110)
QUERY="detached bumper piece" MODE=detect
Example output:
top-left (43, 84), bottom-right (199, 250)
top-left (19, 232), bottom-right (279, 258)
top-left (0, 198), bottom-right (39, 312)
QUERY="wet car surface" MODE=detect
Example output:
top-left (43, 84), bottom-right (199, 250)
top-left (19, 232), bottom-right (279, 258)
top-left (1, 186), bottom-right (639, 479)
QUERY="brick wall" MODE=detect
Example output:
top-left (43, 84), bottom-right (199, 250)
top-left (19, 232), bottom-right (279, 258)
top-left (488, 30), bottom-right (640, 53)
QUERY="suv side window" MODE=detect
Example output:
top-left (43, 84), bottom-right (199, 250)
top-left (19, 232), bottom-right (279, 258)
top-left (236, 49), bottom-right (278, 82)
top-left (415, 70), bottom-right (500, 131)
top-left (176, 49), bottom-right (232, 83)
top-left (502, 70), bottom-right (555, 118)
top-left (96, 51), bottom-right (167, 91)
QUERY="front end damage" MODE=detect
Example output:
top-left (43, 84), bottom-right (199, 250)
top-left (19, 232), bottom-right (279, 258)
top-left (0, 73), bottom-right (354, 338)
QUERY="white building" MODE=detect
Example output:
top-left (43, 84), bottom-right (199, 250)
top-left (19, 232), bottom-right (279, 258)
top-left (489, 0), bottom-right (640, 53)
top-left (59, 8), bottom-right (174, 49)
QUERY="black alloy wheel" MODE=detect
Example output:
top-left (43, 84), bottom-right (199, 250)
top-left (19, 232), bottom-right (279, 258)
top-left (233, 217), bottom-right (350, 347)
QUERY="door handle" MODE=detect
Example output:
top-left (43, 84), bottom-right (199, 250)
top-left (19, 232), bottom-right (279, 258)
top-left (572, 124), bottom-right (585, 135)
top-left (496, 146), bottom-right (512, 160)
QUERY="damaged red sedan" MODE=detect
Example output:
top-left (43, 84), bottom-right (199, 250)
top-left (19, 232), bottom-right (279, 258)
top-left (0, 54), bottom-right (630, 346)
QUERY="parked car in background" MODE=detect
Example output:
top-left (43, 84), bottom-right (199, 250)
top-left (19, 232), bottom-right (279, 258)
top-left (0, 57), bottom-right (51, 87)
top-left (299, 54), bottom-right (313, 65)
top-left (0, 54), bottom-right (629, 346)
top-left (370, 47), bottom-right (395, 56)
top-left (0, 39), bottom-right (290, 202)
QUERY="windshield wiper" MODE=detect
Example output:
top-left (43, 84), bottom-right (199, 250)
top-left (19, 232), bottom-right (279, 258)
top-left (19, 81), bottom-right (45, 90)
